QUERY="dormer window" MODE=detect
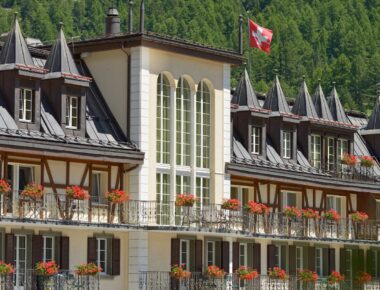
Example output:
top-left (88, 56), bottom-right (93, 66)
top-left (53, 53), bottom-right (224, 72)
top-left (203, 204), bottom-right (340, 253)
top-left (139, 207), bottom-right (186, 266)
top-left (337, 138), bottom-right (349, 159)
top-left (251, 126), bottom-right (262, 155)
top-left (282, 130), bottom-right (293, 159)
top-left (65, 96), bottom-right (78, 129)
top-left (19, 88), bottom-right (33, 122)
top-left (310, 134), bottom-right (321, 168)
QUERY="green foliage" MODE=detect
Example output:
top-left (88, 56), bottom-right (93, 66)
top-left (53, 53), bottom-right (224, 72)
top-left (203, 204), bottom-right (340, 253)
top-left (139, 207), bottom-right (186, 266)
top-left (0, 0), bottom-right (379, 112)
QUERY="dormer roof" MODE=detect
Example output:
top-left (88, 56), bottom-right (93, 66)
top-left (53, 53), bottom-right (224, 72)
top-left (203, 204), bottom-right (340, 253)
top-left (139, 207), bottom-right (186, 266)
top-left (328, 86), bottom-right (349, 123)
top-left (0, 15), bottom-right (34, 68)
top-left (263, 75), bottom-right (290, 114)
top-left (366, 96), bottom-right (380, 130)
top-left (312, 83), bottom-right (334, 121)
top-left (291, 80), bottom-right (318, 118)
top-left (231, 69), bottom-right (260, 109)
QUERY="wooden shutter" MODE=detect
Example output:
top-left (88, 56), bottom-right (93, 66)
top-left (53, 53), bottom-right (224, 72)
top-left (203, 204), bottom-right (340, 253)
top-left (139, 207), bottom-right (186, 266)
top-left (352, 249), bottom-right (364, 279)
top-left (170, 239), bottom-right (180, 266)
top-left (308, 246), bottom-right (315, 271)
top-left (5, 233), bottom-right (14, 264)
top-left (322, 248), bottom-right (329, 276)
top-left (280, 245), bottom-right (287, 270)
top-left (32, 235), bottom-right (43, 268)
top-left (252, 243), bottom-right (261, 273)
top-left (189, 240), bottom-right (195, 272)
top-left (247, 243), bottom-right (253, 268)
top-left (366, 249), bottom-right (376, 276)
top-left (111, 238), bottom-right (120, 276)
top-left (215, 241), bottom-right (222, 267)
top-left (60, 236), bottom-right (69, 270)
top-left (195, 240), bottom-right (202, 272)
top-left (106, 238), bottom-right (112, 275)
top-left (340, 248), bottom-right (346, 275)
top-left (328, 248), bottom-right (335, 273)
top-left (288, 245), bottom-right (296, 275)
top-left (267, 244), bottom-right (276, 270)
top-left (221, 241), bottom-right (230, 272)
top-left (87, 237), bottom-right (97, 263)
top-left (232, 242), bottom-right (239, 271)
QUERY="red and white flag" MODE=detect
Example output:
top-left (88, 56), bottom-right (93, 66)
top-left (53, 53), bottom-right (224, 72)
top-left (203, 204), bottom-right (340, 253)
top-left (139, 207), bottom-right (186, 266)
top-left (249, 19), bottom-right (273, 54)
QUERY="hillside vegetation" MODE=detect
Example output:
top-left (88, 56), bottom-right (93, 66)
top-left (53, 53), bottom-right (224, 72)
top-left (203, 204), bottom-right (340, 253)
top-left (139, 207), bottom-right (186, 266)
top-left (0, 0), bottom-right (379, 112)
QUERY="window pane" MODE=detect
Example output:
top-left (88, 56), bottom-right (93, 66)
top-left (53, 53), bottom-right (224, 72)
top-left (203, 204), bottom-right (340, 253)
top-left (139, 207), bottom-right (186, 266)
top-left (157, 74), bottom-right (171, 164)
top-left (176, 78), bottom-right (191, 166)
top-left (196, 81), bottom-right (211, 168)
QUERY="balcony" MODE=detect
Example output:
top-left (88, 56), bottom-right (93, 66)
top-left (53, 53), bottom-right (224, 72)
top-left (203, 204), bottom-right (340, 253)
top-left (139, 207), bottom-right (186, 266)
top-left (139, 272), bottom-right (380, 290)
top-left (0, 193), bottom-right (379, 243)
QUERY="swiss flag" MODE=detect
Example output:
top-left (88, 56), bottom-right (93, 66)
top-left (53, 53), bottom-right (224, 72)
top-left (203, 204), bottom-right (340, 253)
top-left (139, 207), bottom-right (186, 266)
top-left (249, 19), bottom-right (273, 54)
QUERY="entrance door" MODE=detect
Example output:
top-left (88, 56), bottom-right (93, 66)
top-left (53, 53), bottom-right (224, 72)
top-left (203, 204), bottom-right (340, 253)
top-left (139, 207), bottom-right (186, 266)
top-left (14, 235), bottom-right (27, 289)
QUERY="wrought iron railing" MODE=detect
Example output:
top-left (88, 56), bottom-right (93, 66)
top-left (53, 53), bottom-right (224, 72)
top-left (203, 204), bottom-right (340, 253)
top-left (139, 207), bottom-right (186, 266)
top-left (0, 194), bottom-right (379, 242)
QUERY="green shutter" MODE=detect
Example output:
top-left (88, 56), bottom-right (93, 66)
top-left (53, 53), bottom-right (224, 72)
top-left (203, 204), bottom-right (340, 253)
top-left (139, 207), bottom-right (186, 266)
top-left (366, 250), bottom-right (376, 276)
top-left (288, 245), bottom-right (296, 275)
top-left (281, 245), bottom-right (287, 270)
top-left (340, 248), bottom-right (347, 276)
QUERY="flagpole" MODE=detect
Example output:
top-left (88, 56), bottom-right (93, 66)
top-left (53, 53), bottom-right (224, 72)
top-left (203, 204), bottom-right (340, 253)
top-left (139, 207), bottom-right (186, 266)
top-left (239, 15), bottom-right (243, 55)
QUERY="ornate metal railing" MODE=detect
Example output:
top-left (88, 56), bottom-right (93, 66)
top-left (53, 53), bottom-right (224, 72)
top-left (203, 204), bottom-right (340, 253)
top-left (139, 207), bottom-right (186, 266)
top-left (0, 194), bottom-right (379, 242)
top-left (139, 272), bottom-right (380, 290)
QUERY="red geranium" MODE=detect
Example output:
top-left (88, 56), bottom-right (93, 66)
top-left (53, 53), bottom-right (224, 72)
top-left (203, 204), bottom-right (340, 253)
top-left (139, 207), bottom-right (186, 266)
top-left (235, 266), bottom-right (259, 281)
top-left (221, 199), bottom-right (241, 211)
top-left (298, 269), bottom-right (318, 283)
top-left (268, 267), bottom-right (288, 280)
top-left (175, 194), bottom-right (198, 207)
top-left (357, 272), bottom-right (372, 283)
top-left (284, 206), bottom-right (301, 219)
top-left (207, 265), bottom-right (225, 278)
top-left (322, 209), bottom-right (341, 222)
top-left (351, 211), bottom-right (369, 222)
top-left (328, 271), bottom-right (344, 284)
top-left (75, 262), bottom-right (102, 276)
top-left (360, 156), bottom-right (375, 168)
top-left (21, 183), bottom-right (44, 200)
top-left (170, 264), bottom-right (191, 280)
top-left (105, 189), bottom-right (129, 204)
top-left (245, 201), bottom-right (270, 215)
top-left (341, 154), bottom-right (357, 166)
top-left (65, 186), bottom-right (90, 200)
top-left (35, 261), bottom-right (59, 277)
top-left (0, 261), bottom-right (14, 274)
top-left (302, 208), bottom-right (320, 219)
top-left (0, 179), bottom-right (11, 195)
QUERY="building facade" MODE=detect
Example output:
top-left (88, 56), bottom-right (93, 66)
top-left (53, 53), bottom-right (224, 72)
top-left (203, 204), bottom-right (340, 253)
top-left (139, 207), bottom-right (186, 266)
top-left (0, 7), bottom-right (379, 290)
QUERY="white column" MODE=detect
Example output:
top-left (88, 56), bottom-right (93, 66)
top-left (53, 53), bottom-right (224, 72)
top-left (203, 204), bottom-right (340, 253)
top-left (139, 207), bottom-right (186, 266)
top-left (129, 46), bottom-right (150, 201)
top-left (260, 239), bottom-right (269, 275)
top-left (128, 231), bottom-right (149, 289)
top-left (223, 64), bottom-right (231, 200)
top-left (227, 236), bottom-right (233, 274)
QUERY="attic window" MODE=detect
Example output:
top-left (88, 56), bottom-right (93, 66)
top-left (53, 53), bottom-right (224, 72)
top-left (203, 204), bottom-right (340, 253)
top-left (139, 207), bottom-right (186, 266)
top-left (66, 96), bottom-right (78, 129)
top-left (19, 88), bottom-right (33, 122)
top-left (282, 131), bottom-right (293, 159)
top-left (250, 126), bottom-right (262, 155)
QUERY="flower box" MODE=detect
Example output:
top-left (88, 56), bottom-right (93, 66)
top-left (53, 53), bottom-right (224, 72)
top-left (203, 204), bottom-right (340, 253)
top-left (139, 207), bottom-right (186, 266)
top-left (356, 272), bottom-right (372, 284)
top-left (302, 208), bottom-right (320, 219)
top-left (75, 262), bottom-right (102, 276)
top-left (322, 209), bottom-right (341, 222)
top-left (65, 186), bottom-right (90, 201)
top-left (298, 269), bottom-right (318, 283)
top-left (360, 156), bottom-right (375, 168)
top-left (105, 189), bottom-right (129, 204)
top-left (0, 180), bottom-right (11, 195)
top-left (21, 183), bottom-right (44, 200)
top-left (207, 265), bottom-right (225, 278)
top-left (175, 194), bottom-right (197, 207)
top-left (327, 271), bottom-right (344, 284)
top-left (268, 267), bottom-right (288, 280)
top-left (284, 206), bottom-right (301, 219)
top-left (35, 261), bottom-right (59, 277)
top-left (341, 154), bottom-right (357, 166)
top-left (244, 201), bottom-right (270, 215)
top-left (351, 211), bottom-right (368, 223)
top-left (170, 264), bottom-right (191, 280)
top-left (221, 199), bottom-right (241, 211)
top-left (235, 266), bottom-right (258, 281)
top-left (0, 261), bottom-right (14, 275)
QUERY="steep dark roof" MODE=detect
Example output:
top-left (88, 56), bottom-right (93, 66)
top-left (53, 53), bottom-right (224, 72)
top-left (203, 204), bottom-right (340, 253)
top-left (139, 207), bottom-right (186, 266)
top-left (291, 80), bottom-right (318, 118)
top-left (45, 26), bottom-right (82, 78)
top-left (312, 83), bottom-right (334, 121)
top-left (263, 75), bottom-right (290, 113)
top-left (0, 16), bottom-right (34, 67)
top-left (366, 97), bottom-right (380, 130)
top-left (328, 86), bottom-right (349, 123)
top-left (231, 69), bottom-right (260, 109)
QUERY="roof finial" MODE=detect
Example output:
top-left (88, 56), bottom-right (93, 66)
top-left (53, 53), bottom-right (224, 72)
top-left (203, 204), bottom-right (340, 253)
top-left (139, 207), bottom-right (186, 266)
top-left (318, 78), bottom-right (321, 84)
top-left (332, 81), bottom-right (336, 88)
top-left (14, 11), bottom-right (18, 18)
top-left (59, 22), bottom-right (63, 30)
top-left (302, 75), bottom-right (306, 81)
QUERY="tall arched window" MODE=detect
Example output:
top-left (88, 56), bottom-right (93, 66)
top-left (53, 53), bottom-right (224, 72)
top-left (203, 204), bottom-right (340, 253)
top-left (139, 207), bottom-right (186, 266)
top-left (176, 78), bottom-right (191, 166)
top-left (156, 74), bottom-right (171, 164)
top-left (196, 81), bottom-right (211, 168)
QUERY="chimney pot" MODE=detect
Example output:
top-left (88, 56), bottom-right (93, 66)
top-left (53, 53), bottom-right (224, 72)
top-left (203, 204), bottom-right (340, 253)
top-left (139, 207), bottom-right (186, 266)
top-left (105, 7), bottom-right (121, 36)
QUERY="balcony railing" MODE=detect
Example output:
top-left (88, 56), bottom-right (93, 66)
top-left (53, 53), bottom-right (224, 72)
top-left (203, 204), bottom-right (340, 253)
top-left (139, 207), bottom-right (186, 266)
top-left (0, 193), bottom-right (379, 242)
top-left (139, 272), bottom-right (380, 290)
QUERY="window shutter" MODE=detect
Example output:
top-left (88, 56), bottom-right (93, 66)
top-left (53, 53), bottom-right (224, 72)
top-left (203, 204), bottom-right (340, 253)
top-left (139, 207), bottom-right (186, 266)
top-left (288, 245), bottom-right (296, 275)
top-left (366, 250), bottom-right (376, 276)
top-left (252, 243), bottom-right (261, 273)
top-left (232, 242), bottom-right (239, 271)
top-left (32, 235), bottom-right (43, 268)
top-left (307, 246), bottom-right (315, 271)
top-left (339, 248), bottom-right (346, 275)
top-left (111, 238), bottom-right (120, 276)
top-left (5, 233), bottom-right (14, 264)
top-left (170, 239), bottom-right (180, 266)
top-left (195, 240), bottom-right (202, 272)
top-left (352, 249), bottom-right (364, 279)
top-left (215, 241), bottom-right (222, 268)
top-left (328, 248), bottom-right (335, 273)
top-left (189, 240), bottom-right (195, 272)
top-left (60, 236), bottom-right (69, 270)
top-left (221, 241), bottom-right (230, 273)
top-left (106, 238), bottom-right (113, 275)
top-left (247, 243), bottom-right (253, 268)
top-left (280, 245), bottom-right (287, 270)
top-left (87, 237), bottom-right (97, 263)
top-left (267, 244), bottom-right (276, 270)
top-left (323, 248), bottom-right (329, 276)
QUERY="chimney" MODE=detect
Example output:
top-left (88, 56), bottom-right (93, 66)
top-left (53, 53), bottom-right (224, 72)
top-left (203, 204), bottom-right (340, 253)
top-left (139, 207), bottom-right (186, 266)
top-left (105, 7), bottom-right (121, 36)
top-left (129, 1), bottom-right (133, 33)
top-left (140, 0), bottom-right (145, 33)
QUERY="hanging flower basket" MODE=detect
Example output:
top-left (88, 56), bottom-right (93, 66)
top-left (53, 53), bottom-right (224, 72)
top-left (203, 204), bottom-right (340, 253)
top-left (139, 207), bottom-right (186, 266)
top-left (351, 211), bottom-right (368, 223)
top-left (0, 180), bottom-right (11, 195)
top-left (207, 265), bottom-right (225, 278)
top-left (284, 206), bottom-right (301, 219)
top-left (235, 266), bottom-right (259, 281)
top-left (341, 154), bottom-right (357, 166)
top-left (21, 183), bottom-right (44, 200)
top-left (35, 261), bottom-right (59, 277)
top-left (298, 269), bottom-right (318, 283)
top-left (175, 194), bottom-right (197, 207)
top-left (302, 208), bottom-right (320, 219)
top-left (327, 271), bottom-right (344, 284)
top-left (170, 264), bottom-right (191, 280)
top-left (0, 261), bottom-right (14, 275)
top-left (221, 199), bottom-right (241, 211)
top-left (105, 189), bottom-right (129, 204)
top-left (356, 272), bottom-right (372, 284)
top-left (322, 209), bottom-right (341, 223)
top-left (65, 186), bottom-right (90, 201)
top-left (268, 267), bottom-right (288, 280)
top-left (75, 262), bottom-right (102, 276)
top-left (360, 156), bottom-right (375, 168)
top-left (244, 201), bottom-right (270, 215)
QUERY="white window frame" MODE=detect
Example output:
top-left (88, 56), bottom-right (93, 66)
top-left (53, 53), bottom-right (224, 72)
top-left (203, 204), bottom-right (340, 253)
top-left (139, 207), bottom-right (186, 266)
top-left (180, 239), bottom-right (190, 270)
top-left (196, 81), bottom-right (211, 168)
top-left (296, 246), bottom-right (303, 271)
top-left (315, 248), bottom-right (323, 277)
top-left (282, 131), bottom-right (293, 159)
top-left (156, 173), bottom-right (170, 224)
top-left (97, 238), bottom-right (107, 273)
top-left (157, 74), bottom-right (171, 164)
top-left (239, 243), bottom-right (248, 267)
top-left (231, 186), bottom-right (250, 212)
top-left (275, 245), bottom-right (282, 267)
top-left (206, 241), bottom-right (215, 266)
top-left (282, 191), bottom-right (299, 209)
top-left (19, 88), bottom-right (33, 122)
top-left (327, 137), bottom-right (335, 171)
top-left (176, 78), bottom-right (191, 166)
top-left (337, 138), bottom-right (349, 160)
top-left (196, 177), bottom-right (210, 209)
top-left (251, 126), bottom-right (262, 155)
top-left (326, 195), bottom-right (343, 216)
top-left (310, 134), bottom-right (322, 168)
top-left (90, 172), bottom-right (102, 203)
top-left (15, 234), bottom-right (27, 287)
top-left (66, 96), bottom-right (79, 129)
top-left (43, 236), bottom-right (55, 262)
